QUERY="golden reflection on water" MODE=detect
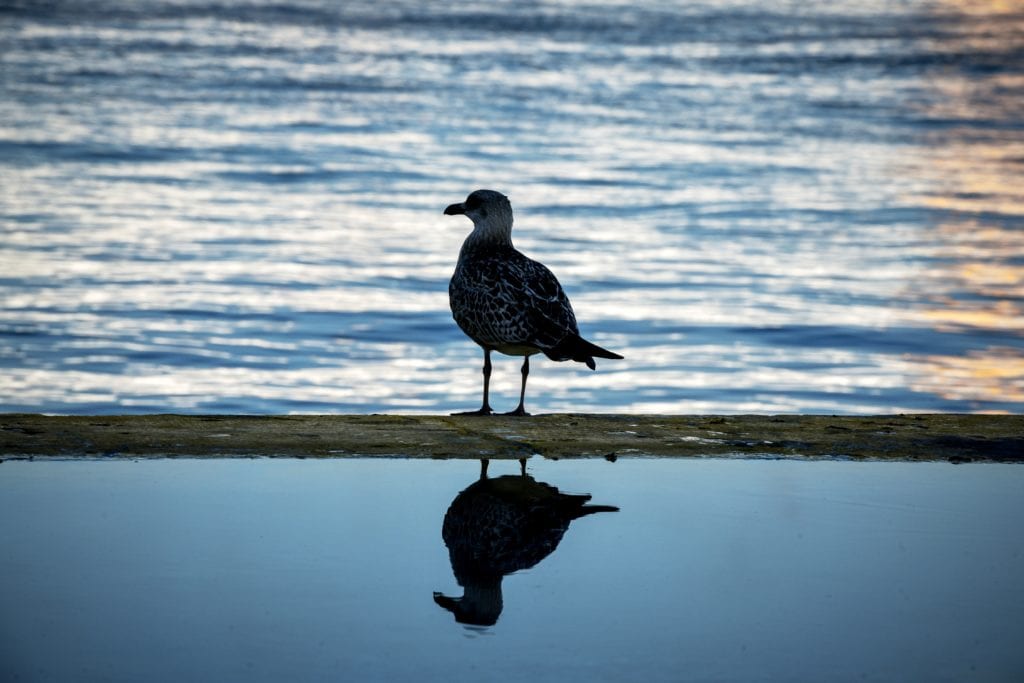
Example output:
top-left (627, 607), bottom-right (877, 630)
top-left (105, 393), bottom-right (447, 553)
top-left (918, 223), bottom-right (1024, 333)
top-left (898, 0), bottom-right (1024, 407)
top-left (907, 221), bottom-right (1024, 407)
top-left (939, 0), bottom-right (1024, 16)
top-left (908, 349), bottom-right (1024, 410)
top-left (913, 129), bottom-right (1024, 217)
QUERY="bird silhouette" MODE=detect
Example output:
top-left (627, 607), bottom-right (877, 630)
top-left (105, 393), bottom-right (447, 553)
top-left (445, 189), bottom-right (623, 415)
top-left (433, 459), bottom-right (619, 626)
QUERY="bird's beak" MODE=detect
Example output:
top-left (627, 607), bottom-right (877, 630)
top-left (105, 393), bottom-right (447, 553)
top-left (444, 202), bottom-right (465, 216)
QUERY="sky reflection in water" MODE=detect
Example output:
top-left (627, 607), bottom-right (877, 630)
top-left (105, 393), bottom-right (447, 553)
top-left (1, 457), bottom-right (1022, 681)
top-left (1, 0), bottom-right (1022, 414)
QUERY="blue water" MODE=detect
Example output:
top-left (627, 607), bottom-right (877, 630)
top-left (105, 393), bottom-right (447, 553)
top-left (2, 457), bottom-right (1022, 682)
top-left (1, 1), bottom-right (1022, 414)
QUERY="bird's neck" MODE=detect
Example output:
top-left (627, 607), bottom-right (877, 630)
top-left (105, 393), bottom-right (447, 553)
top-left (462, 218), bottom-right (514, 251)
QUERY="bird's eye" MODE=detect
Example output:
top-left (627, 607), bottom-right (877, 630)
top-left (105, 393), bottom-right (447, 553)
top-left (465, 196), bottom-right (481, 210)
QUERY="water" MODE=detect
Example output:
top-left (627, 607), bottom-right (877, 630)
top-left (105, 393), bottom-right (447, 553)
top-left (1, 457), bottom-right (1022, 682)
top-left (1, 0), bottom-right (1022, 414)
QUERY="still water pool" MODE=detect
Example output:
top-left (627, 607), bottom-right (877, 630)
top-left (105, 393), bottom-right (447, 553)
top-left (2, 457), bottom-right (1022, 682)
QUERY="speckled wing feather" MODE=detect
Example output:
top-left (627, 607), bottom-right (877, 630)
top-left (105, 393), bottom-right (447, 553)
top-left (449, 246), bottom-right (579, 354)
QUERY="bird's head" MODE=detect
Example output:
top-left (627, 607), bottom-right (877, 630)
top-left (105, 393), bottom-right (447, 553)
top-left (444, 189), bottom-right (514, 246)
top-left (433, 587), bottom-right (502, 627)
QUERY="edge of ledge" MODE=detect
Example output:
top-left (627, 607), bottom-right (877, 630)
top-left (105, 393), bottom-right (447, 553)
top-left (2, 413), bottom-right (1022, 463)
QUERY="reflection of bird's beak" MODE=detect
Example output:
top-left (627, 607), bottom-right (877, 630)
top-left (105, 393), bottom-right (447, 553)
top-left (443, 202), bottom-right (465, 215)
top-left (433, 591), bottom-right (458, 611)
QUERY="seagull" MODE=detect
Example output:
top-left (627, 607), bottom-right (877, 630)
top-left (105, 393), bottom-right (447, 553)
top-left (445, 189), bottom-right (623, 416)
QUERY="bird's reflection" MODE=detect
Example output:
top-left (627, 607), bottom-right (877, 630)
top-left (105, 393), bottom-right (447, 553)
top-left (433, 458), bottom-right (619, 626)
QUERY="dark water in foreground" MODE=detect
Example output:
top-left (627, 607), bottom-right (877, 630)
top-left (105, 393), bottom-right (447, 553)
top-left (2, 457), bottom-right (1022, 682)
top-left (2, 1), bottom-right (1023, 414)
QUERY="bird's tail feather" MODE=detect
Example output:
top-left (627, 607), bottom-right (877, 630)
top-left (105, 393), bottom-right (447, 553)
top-left (556, 493), bottom-right (620, 519)
top-left (545, 333), bottom-right (623, 370)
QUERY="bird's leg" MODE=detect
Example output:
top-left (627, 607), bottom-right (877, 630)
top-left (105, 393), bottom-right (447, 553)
top-left (453, 348), bottom-right (493, 416)
top-left (480, 458), bottom-right (489, 479)
top-left (480, 349), bottom-right (493, 412)
top-left (503, 355), bottom-right (531, 416)
top-left (518, 457), bottom-right (527, 476)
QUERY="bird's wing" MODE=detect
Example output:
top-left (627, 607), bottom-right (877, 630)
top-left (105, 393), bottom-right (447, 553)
top-left (450, 248), bottom-right (581, 351)
top-left (505, 254), bottom-right (580, 350)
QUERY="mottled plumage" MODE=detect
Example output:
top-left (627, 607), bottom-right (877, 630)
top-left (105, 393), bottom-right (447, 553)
top-left (450, 245), bottom-right (578, 358)
top-left (444, 189), bottom-right (623, 415)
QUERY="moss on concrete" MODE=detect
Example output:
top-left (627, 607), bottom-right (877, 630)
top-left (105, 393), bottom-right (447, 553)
top-left (1, 413), bottom-right (1021, 462)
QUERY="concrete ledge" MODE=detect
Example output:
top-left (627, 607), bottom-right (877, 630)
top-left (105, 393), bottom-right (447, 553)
top-left (1, 414), bottom-right (1022, 462)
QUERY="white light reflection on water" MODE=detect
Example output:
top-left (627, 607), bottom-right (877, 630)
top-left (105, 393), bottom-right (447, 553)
top-left (1, 0), bottom-right (1022, 414)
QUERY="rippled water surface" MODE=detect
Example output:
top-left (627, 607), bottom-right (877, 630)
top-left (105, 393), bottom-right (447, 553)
top-left (2, 1), bottom-right (1023, 414)
top-left (2, 458), bottom-right (1023, 682)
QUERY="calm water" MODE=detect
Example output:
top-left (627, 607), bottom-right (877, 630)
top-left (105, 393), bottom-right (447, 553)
top-left (1, 1), bottom-right (1023, 414)
top-left (1, 457), bottom-right (1022, 682)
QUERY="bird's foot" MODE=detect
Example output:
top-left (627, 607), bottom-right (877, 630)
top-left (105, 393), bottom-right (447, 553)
top-left (501, 406), bottom-right (531, 417)
top-left (451, 406), bottom-right (493, 416)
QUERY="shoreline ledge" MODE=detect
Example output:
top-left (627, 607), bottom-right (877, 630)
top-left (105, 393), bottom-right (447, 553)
top-left (1, 413), bottom-right (1022, 462)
